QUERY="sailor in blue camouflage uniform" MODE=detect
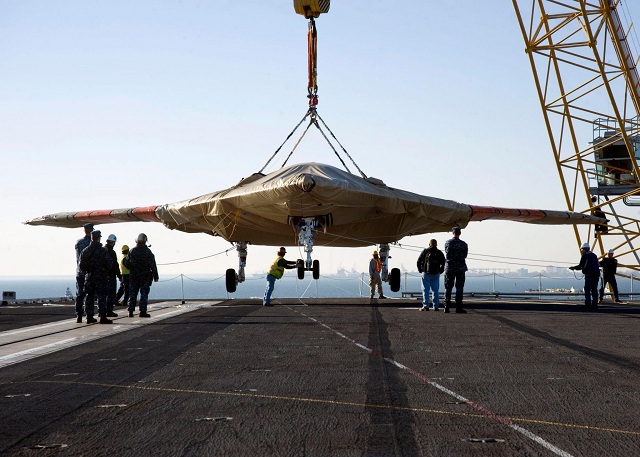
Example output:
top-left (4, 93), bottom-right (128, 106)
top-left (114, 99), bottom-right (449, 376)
top-left (444, 226), bottom-right (468, 314)
top-left (124, 233), bottom-right (159, 318)
top-left (78, 230), bottom-right (113, 324)
top-left (74, 223), bottom-right (94, 322)
top-left (104, 234), bottom-right (122, 318)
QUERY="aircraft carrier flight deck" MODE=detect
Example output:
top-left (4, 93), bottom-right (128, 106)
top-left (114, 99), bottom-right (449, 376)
top-left (0, 298), bottom-right (639, 456)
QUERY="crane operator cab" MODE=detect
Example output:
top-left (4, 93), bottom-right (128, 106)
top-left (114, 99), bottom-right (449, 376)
top-left (590, 119), bottom-right (640, 197)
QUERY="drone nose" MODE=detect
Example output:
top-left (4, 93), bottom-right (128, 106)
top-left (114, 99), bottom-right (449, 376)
top-left (297, 174), bottom-right (316, 192)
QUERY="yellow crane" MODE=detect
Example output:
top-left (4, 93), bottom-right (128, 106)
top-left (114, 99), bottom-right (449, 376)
top-left (511, 0), bottom-right (640, 277)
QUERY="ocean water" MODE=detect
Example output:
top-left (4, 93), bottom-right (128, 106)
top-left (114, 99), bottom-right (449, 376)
top-left (1, 272), bottom-right (637, 301)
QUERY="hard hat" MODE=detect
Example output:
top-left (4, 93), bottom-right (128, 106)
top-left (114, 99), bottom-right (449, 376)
top-left (608, 249), bottom-right (614, 254)
top-left (83, 223), bottom-right (94, 230)
top-left (278, 246), bottom-right (286, 253)
top-left (106, 234), bottom-right (117, 243)
top-left (373, 250), bottom-right (378, 255)
top-left (121, 244), bottom-right (129, 252)
top-left (91, 230), bottom-right (101, 238)
top-left (136, 233), bottom-right (148, 243)
top-left (581, 242), bottom-right (590, 250)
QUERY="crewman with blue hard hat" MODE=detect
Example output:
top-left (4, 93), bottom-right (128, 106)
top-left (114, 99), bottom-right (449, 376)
top-left (74, 222), bottom-right (94, 322)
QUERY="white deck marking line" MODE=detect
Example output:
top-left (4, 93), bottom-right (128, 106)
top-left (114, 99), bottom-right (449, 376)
top-left (0, 320), bottom-right (72, 337)
top-left (295, 308), bottom-right (575, 457)
top-left (0, 302), bottom-right (217, 370)
top-left (0, 338), bottom-right (77, 361)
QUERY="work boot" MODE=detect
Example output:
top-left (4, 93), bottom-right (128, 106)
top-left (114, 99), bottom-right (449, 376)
top-left (86, 315), bottom-right (97, 324)
top-left (455, 307), bottom-right (467, 314)
top-left (76, 316), bottom-right (83, 323)
top-left (128, 311), bottom-right (134, 317)
top-left (107, 311), bottom-right (118, 317)
top-left (444, 306), bottom-right (450, 313)
top-left (379, 295), bottom-right (386, 299)
top-left (99, 313), bottom-right (113, 324)
top-left (139, 312), bottom-right (151, 318)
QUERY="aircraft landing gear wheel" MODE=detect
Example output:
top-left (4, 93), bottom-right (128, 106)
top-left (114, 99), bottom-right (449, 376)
top-left (297, 259), bottom-right (305, 280)
top-left (225, 268), bottom-right (237, 293)
top-left (312, 259), bottom-right (320, 280)
top-left (389, 267), bottom-right (401, 292)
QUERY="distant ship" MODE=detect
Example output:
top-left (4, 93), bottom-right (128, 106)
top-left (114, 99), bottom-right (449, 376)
top-left (525, 287), bottom-right (576, 293)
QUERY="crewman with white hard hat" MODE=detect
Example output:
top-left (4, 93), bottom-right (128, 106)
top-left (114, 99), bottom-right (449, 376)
top-left (123, 233), bottom-right (159, 318)
top-left (104, 234), bottom-right (122, 318)
top-left (569, 242), bottom-right (600, 310)
top-left (599, 249), bottom-right (621, 304)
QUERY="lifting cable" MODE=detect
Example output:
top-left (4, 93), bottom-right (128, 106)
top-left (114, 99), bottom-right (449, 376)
top-left (258, 16), bottom-right (367, 179)
top-left (307, 18), bottom-right (318, 108)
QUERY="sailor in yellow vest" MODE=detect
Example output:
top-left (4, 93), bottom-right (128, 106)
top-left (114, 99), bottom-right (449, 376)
top-left (263, 247), bottom-right (297, 306)
top-left (115, 244), bottom-right (130, 306)
top-left (369, 250), bottom-right (386, 299)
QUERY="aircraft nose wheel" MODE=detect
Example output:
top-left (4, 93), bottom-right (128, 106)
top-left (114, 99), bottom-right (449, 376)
top-left (296, 259), bottom-right (320, 280)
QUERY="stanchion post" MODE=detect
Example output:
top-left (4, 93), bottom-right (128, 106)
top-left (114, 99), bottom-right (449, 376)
top-left (181, 274), bottom-right (185, 304)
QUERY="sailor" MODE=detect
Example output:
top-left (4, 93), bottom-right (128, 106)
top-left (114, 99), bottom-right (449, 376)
top-left (599, 249), bottom-right (621, 304)
top-left (74, 223), bottom-right (94, 322)
top-left (569, 242), bottom-right (600, 310)
top-left (124, 233), bottom-right (159, 318)
top-left (78, 230), bottom-right (112, 324)
top-left (115, 244), bottom-right (130, 306)
top-left (104, 234), bottom-right (122, 317)
top-left (417, 239), bottom-right (446, 311)
top-left (263, 247), bottom-right (297, 306)
top-left (444, 226), bottom-right (468, 313)
top-left (368, 250), bottom-right (386, 299)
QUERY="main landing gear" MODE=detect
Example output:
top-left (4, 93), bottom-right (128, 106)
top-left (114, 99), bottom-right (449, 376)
top-left (378, 243), bottom-right (401, 292)
top-left (225, 241), bottom-right (247, 293)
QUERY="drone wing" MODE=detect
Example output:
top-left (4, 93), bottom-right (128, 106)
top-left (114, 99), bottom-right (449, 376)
top-left (25, 163), bottom-right (605, 247)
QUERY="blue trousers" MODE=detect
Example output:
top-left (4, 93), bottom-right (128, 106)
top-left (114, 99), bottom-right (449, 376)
top-left (263, 274), bottom-right (277, 305)
top-left (444, 271), bottom-right (466, 307)
top-left (129, 275), bottom-right (151, 313)
top-left (421, 273), bottom-right (441, 308)
top-left (83, 274), bottom-right (108, 316)
top-left (584, 273), bottom-right (600, 308)
top-left (106, 276), bottom-right (118, 312)
top-left (75, 271), bottom-right (86, 317)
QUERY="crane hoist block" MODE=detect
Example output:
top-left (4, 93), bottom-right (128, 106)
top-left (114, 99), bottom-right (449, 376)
top-left (294, 0), bottom-right (330, 18)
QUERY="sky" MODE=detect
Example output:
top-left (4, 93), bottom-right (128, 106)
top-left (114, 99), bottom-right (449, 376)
top-left (1, 1), bottom-right (639, 278)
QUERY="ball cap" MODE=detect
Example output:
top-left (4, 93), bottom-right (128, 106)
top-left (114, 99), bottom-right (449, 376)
top-left (91, 230), bottom-right (102, 238)
top-left (581, 242), bottom-right (590, 250)
top-left (452, 226), bottom-right (462, 233)
top-left (106, 234), bottom-right (117, 243)
top-left (83, 223), bottom-right (94, 230)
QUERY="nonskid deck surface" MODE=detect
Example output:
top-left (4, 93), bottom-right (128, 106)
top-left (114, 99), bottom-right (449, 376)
top-left (0, 298), bottom-right (639, 456)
